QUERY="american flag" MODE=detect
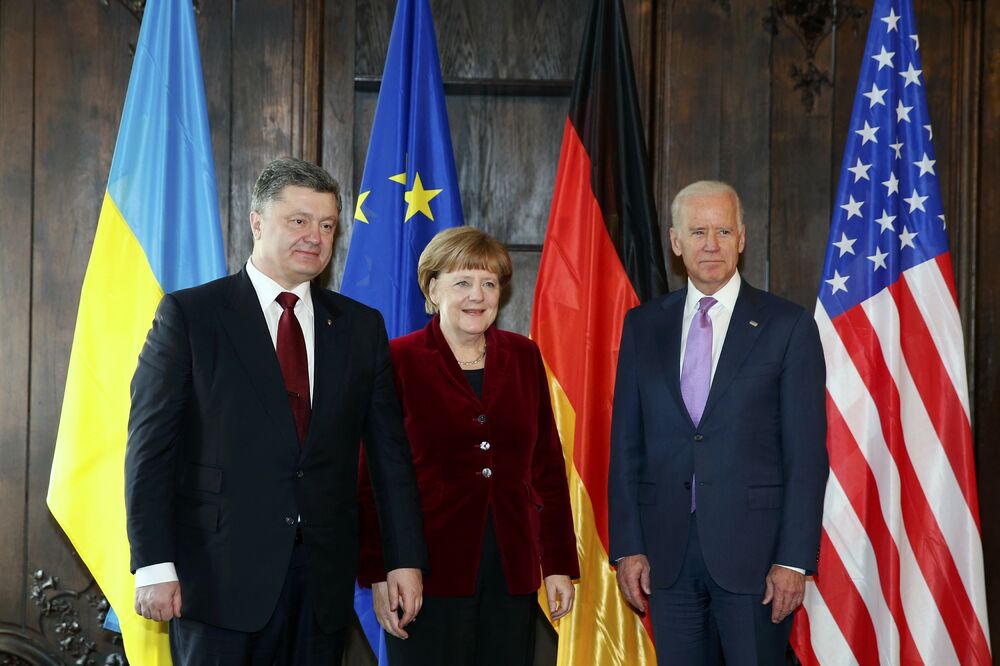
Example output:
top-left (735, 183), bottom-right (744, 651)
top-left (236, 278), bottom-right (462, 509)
top-left (791, 0), bottom-right (991, 663)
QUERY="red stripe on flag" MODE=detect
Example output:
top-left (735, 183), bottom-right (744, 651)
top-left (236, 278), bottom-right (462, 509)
top-left (934, 253), bottom-right (960, 306)
top-left (826, 397), bottom-right (922, 663)
top-left (832, 307), bottom-right (992, 664)
top-left (813, 528), bottom-right (882, 666)
top-left (791, 607), bottom-right (821, 666)
top-left (531, 117), bottom-right (640, 550)
top-left (890, 277), bottom-right (980, 527)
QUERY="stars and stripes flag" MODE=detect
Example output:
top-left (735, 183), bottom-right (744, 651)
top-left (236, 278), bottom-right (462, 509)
top-left (791, 0), bottom-right (990, 663)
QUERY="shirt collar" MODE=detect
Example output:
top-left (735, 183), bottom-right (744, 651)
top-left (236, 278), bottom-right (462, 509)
top-left (685, 270), bottom-right (741, 314)
top-left (246, 258), bottom-right (313, 314)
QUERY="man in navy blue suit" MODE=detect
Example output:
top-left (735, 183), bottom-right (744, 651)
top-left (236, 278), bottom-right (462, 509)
top-left (608, 181), bottom-right (829, 664)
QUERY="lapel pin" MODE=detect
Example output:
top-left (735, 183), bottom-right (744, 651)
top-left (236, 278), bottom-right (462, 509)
top-left (326, 319), bottom-right (332, 326)
top-left (749, 320), bottom-right (759, 328)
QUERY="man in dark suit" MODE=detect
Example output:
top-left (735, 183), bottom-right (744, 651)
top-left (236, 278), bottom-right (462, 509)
top-left (608, 181), bottom-right (829, 664)
top-left (125, 158), bottom-right (427, 664)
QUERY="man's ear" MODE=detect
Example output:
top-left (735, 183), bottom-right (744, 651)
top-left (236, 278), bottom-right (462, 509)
top-left (668, 227), bottom-right (682, 257)
top-left (250, 211), bottom-right (262, 241)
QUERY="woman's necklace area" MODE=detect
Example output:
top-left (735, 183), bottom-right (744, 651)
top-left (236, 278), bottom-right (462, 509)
top-left (457, 343), bottom-right (487, 367)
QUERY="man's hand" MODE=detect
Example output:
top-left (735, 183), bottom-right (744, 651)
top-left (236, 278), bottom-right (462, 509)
top-left (372, 581), bottom-right (410, 639)
top-left (762, 565), bottom-right (805, 623)
top-left (543, 575), bottom-right (575, 621)
top-left (386, 567), bottom-right (423, 632)
top-left (615, 554), bottom-right (651, 614)
top-left (134, 581), bottom-right (182, 623)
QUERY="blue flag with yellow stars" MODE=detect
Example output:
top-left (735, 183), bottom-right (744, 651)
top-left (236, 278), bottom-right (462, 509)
top-left (340, 0), bottom-right (463, 340)
top-left (343, 0), bottom-right (462, 661)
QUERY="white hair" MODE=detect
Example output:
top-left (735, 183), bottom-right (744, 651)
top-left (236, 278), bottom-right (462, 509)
top-left (670, 180), bottom-right (744, 229)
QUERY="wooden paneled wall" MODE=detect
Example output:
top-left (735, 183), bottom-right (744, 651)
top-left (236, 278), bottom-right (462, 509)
top-left (1, 0), bottom-right (997, 663)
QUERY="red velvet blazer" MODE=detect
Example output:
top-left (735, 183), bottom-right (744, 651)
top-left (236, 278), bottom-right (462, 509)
top-left (358, 316), bottom-right (579, 596)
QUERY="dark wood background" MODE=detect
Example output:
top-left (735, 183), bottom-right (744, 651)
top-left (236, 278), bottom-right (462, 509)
top-left (1, 0), bottom-right (996, 663)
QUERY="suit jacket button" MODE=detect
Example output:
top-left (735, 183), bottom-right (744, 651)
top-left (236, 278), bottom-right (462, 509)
top-left (285, 516), bottom-right (295, 526)
top-left (296, 470), bottom-right (304, 478)
top-left (693, 433), bottom-right (704, 442)
top-left (480, 441), bottom-right (490, 451)
top-left (477, 414), bottom-right (487, 424)
top-left (482, 468), bottom-right (493, 478)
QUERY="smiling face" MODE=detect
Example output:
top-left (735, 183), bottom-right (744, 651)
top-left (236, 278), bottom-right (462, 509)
top-left (428, 268), bottom-right (501, 343)
top-left (669, 191), bottom-right (745, 295)
top-left (250, 185), bottom-right (339, 289)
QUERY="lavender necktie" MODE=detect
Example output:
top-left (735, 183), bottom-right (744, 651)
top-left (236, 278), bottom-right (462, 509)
top-left (681, 296), bottom-right (716, 511)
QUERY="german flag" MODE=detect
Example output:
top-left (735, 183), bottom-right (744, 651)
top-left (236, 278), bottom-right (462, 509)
top-left (530, 0), bottom-right (668, 662)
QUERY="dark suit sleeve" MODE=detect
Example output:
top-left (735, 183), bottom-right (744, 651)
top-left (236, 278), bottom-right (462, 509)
top-left (529, 343), bottom-right (581, 580)
top-left (124, 294), bottom-right (192, 573)
top-left (356, 447), bottom-right (386, 585)
top-left (360, 312), bottom-right (428, 573)
top-left (775, 309), bottom-right (829, 573)
top-left (608, 309), bottom-right (646, 562)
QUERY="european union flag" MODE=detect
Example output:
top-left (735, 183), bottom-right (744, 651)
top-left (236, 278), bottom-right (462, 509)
top-left (342, 0), bottom-right (462, 661)
top-left (340, 0), bottom-right (463, 339)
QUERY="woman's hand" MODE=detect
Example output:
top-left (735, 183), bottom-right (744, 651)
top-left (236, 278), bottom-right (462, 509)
top-left (544, 574), bottom-right (576, 621)
top-left (372, 580), bottom-right (410, 639)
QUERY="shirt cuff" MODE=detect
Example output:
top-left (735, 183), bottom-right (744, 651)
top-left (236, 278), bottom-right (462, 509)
top-left (775, 564), bottom-right (806, 575)
top-left (135, 562), bottom-right (178, 587)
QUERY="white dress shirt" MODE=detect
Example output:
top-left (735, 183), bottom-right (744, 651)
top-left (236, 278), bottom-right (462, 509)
top-left (134, 258), bottom-right (315, 588)
top-left (679, 271), bottom-right (742, 383)
top-left (679, 271), bottom-right (804, 576)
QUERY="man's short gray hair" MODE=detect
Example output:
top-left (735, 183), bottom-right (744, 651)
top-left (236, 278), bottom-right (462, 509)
top-left (251, 157), bottom-right (342, 216)
top-left (670, 180), bottom-right (744, 229)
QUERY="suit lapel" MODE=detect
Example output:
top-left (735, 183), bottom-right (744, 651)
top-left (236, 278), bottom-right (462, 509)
top-left (701, 282), bottom-right (765, 425)
top-left (219, 270), bottom-right (298, 448)
top-left (304, 290), bottom-right (351, 453)
top-left (656, 290), bottom-right (689, 421)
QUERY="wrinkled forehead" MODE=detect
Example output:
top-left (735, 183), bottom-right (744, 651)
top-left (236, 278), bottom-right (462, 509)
top-left (680, 192), bottom-right (741, 227)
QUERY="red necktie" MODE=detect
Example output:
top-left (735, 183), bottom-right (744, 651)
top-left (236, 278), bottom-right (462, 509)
top-left (276, 292), bottom-right (311, 446)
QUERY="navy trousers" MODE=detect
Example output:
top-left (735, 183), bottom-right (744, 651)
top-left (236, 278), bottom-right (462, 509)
top-left (649, 516), bottom-right (792, 665)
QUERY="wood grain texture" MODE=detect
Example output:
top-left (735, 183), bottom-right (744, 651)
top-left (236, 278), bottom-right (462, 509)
top-left (0, 0), bottom-right (34, 625)
top-left (228, 0), bottom-right (297, 274)
top-left (768, 5), bottom-right (835, 309)
top-left (355, 0), bottom-right (587, 80)
top-left (716, 0), bottom-right (770, 293)
top-left (320, 0), bottom-right (357, 292)
top-left (196, 0), bottom-right (233, 265)
top-left (655, 1), bottom-right (771, 289)
top-left (28, 0), bottom-right (135, 640)
top-left (975, 0), bottom-right (1000, 655)
top-left (942, 0), bottom-right (981, 377)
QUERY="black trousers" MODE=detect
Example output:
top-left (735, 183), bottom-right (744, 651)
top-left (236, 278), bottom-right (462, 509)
top-left (168, 541), bottom-right (345, 665)
top-left (385, 514), bottom-right (537, 666)
top-left (648, 516), bottom-right (792, 666)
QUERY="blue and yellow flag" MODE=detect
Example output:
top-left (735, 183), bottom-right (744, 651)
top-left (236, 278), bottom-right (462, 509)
top-left (47, 0), bottom-right (225, 663)
top-left (340, 0), bottom-right (463, 339)
top-left (342, 0), bottom-right (463, 659)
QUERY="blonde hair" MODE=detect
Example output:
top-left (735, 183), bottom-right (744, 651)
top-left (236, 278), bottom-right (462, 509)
top-left (670, 180), bottom-right (744, 229)
top-left (417, 226), bottom-right (513, 314)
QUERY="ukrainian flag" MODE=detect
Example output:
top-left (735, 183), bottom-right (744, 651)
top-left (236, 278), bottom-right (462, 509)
top-left (47, 0), bottom-right (225, 663)
top-left (342, 0), bottom-right (463, 660)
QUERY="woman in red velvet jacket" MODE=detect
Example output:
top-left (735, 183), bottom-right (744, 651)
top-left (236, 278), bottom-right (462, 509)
top-left (358, 226), bottom-right (580, 665)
